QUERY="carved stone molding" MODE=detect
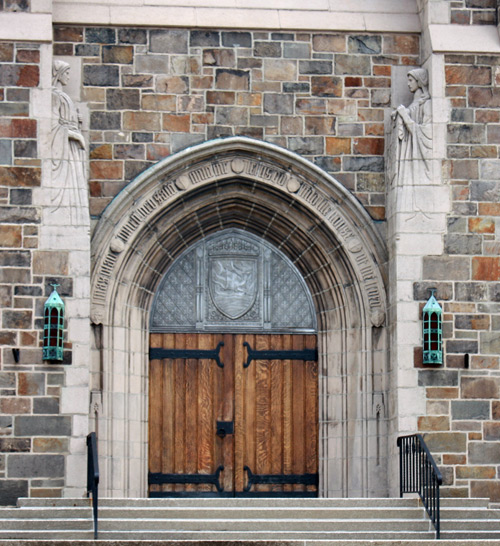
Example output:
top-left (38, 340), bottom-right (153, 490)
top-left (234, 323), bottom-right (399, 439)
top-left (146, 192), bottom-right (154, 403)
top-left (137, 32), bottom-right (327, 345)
top-left (91, 137), bottom-right (387, 326)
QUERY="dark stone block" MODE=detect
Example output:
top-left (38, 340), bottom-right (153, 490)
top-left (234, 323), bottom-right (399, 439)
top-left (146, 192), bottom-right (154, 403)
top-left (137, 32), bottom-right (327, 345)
top-left (0, 251), bottom-right (30, 268)
top-left (413, 282), bottom-right (452, 301)
top-left (343, 156), bottom-right (384, 172)
top-left (222, 32), bottom-right (251, 48)
top-left (469, 442), bottom-right (500, 464)
top-left (0, 206), bottom-right (39, 224)
top-left (114, 144), bottom-right (145, 160)
top-left (264, 94), bottom-right (293, 114)
top-left (447, 124), bottom-right (485, 144)
top-left (14, 285), bottom-right (42, 296)
top-left (90, 111), bottom-right (121, 130)
top-left (0, 438), bottom-right (30, 452)
top-left (85, 27), bottom-right (116, 44)
top-left (33, 397), bottom-right (60, 414)
top-left (444, 234), bottom-right (482, 255)
top-left (254, 42), bottom-right (281, 57)
top-left (283, 82), bottom-right (310, 93)
top-left (106, 89), bottom-right (140, 110)
top-left (451, 400), bottom-right (490, 421)
top-left (207, 126), bottom-right (233, 140)
top-left (83, 65), bottom-right (119, 87)
top-left (249, 115), bottom-right (278, 127)
top-left (132, 132), bottom-right (153, 143)
top-left (2, 310), bottom-right (32, 329)
top-left (455, 282), bottom-right (488, 302)
top-left (15, 416), bottom-right (71, 437)
top-left (288, 137), bottom-right (324, 155)
top-left (150, 30), bottom-right (188, 53)
top-left (44, 277), bottom-right (73, 297)
top-left (6, 89), bottom-right (30, 102)
top-left (299, 60), bottom-right (333, 74)
top-left (284, 43), bottom-right (310, 59)
top-left (348, 35), bottom-right (381, 54)
top-left (0, 373), bottom-right (15, 389)
top-left (314, 156), bottom-right (341, 172)
top-left (418, 369), bottom-right (459, 387)
top-left (124, 160), bottom-right (154, 180)
top-left (335, 54), bottom-right (371, 75)
top-left (470, 181), bottom-right (500, 201)
top-left (271, 32), bottom-right (294, 41)
top-left (171, 133), bottom-right (205, 153)
top-left (102, 45), bottom-right (133, 64)
top-left (190, 30), bottom-right (220, 47)
top-left (75, 44), bottom-right (100, 56)
top-left (13, 140), bottom-right (37, 159)
top-left (118, 29), bottom-right (147, 44)
top-left (0, 480), bottom-right (28, 506)
top-left (451, 108), bottom-right (474, 123)
top-left (10, 189), bottom-right (32, 205)
top-left (446, 340), bottom-right (478, 354)
top-left (8, 454), bottom-right (65, 478)
top-left (490, 284), bottom-right (500, 302)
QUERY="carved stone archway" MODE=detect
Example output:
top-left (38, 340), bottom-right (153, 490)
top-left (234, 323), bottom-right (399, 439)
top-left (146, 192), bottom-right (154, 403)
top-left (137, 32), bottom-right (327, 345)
top-left (90, 137), bottom-right (389, 498)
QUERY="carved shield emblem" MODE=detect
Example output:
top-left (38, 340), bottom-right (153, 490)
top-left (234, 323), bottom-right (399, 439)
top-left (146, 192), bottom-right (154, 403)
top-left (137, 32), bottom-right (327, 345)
top-left (209, 257), bottom-right (257, 319)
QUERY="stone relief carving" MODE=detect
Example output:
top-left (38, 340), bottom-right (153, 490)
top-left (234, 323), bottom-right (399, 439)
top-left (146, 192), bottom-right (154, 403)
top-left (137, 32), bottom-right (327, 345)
top-left (51, 60), bottom-right (89, 226)
top-left (387, 68), bottom-right (432, 215)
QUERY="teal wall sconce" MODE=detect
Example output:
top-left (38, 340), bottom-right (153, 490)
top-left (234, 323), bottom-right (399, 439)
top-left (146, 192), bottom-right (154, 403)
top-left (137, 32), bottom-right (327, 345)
top-left (43, 284), bottom-right (65, 361)
top-left (423, 288), bottom-right (443, 365)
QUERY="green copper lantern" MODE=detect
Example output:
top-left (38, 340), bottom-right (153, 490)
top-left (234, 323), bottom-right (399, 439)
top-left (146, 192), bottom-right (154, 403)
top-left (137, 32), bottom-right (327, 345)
top-left (43, 284), bottom-right (65, 361)
top-left (423, 289), bottom-right (443, 365)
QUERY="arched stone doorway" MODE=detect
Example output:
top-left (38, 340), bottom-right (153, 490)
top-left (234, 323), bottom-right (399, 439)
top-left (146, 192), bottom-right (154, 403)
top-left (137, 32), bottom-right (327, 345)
top-left (90, 136), bottom-right (389, 498)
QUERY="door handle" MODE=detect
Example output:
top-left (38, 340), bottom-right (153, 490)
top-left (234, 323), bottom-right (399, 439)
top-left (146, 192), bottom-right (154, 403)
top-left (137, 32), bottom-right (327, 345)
top-left (216, 421), bottom-right (234, 438)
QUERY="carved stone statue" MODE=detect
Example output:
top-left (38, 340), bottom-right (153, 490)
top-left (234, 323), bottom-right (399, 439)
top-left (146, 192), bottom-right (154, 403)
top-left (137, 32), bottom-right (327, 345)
top-left (387, 68), bottom-right (432, 213)
top-left (51, 60), bottom-right (89, 226)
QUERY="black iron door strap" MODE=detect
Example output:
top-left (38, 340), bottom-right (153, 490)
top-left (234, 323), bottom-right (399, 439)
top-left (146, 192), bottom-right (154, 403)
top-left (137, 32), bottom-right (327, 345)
top-left (149, 341), bottom-right (224, 368)
top-left (148, 465), bottom-right (225, 492)
top-left (243, 341), bottom-right (317, 368)
top-left (243, 465), bottom-right (318, 492)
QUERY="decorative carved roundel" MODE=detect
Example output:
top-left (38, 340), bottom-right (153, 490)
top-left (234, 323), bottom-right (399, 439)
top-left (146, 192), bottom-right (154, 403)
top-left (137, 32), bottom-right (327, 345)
top-left (150, 229), bottom-right (317, 334)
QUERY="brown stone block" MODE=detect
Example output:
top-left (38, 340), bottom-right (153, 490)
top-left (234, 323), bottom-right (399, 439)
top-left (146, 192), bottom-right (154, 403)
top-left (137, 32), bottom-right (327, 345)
top-left (457, 465), bottom-right (495, 479)
top-left (305, 117), bottom-right (335, 135)
top-left (141, 94), bottom-right (176, 112)
top-left (206, 91), bottom-right (235, 105)
top-left (445, 65), bottom-right (491, 85)
top-left (446, 85), bottom-right (466, 98)
top-left (102, 45), bottom-right (133, 64)
top-left (312, 34), bottom-right (346, 52)
top-left (0, 438), bottom-right (30, 452)
top-left (469, 87), bottom-right (500, 108)
top-left (163, 114), bottom-right (190, 132)
top-left (252, 81), bottom-right (281, 93)
top-left (476, 110), bottom-right (500, 123)
top-left (418, 416), bottom-right (450, 432)
top-left (493, 401), bottom-right (500, 420)
top-left (441, 486), bottom-right (468, 498)
top-left (192, 76), bottom-right (213, 89)
top-left (326, 137), bottom-right (350, 155)
top-left (191, 113), bottom-right (214, 125)
top-left (296, 99), bottom-right (326, 115)
top-left (54, 26), bottom-right (83, 42)
top-left (469, 217), bottom-right (495, 234)
top-left (18, 373), bottom-right (44, 396)
top-left (155, 75), bottom-right (188, 94)
top-left (363, 77), bottom-right (390, 88)
top-left (471, 145), bottom-right (497, 158)
top-left (345, 77), bottom-right (362, 87)
top-left (462, 376), bottom-right (500, 399)
top-left (443, 454), bottom-right (466, 465)
top-left (33, 251), bottom-right (68, 276)
top-left (366, 206), bottom-right (385, 221)
top-left (472, 257), bottom-right (500, 281)
top-left (90, 144), bottom-right (112, 160)
top-left (203, 49), bottom-right (235, 67)
top-left (146, 144), bottom-right (170, 161)
top-left (365, 123), bottom-right (384, 136)
top-left (33, 437), bottom-right (68, 453)
top-left (179, 95), bottom-right (204, 112)
top-left (0, 119), bottom-right (36, 139)
top-left (484, 422), bottom-right (500, 441)
top-left (215, 69), bottom-right (249, 90)
top-left (311, 76), bottom-right (342, 97)
top-left (479, 203), bottom-right (500, 216)
top-left (123, 112), bottom-right (161, 131)
top-left (0, 397), bottom-right (31, 414)
top-left (0, 43), bottom-right (14, 62)
top-left (90, 160), bottom-right (123, 180)
top-left (2, 310), bottom-right (32, 329)
top-left (469, 432), bottom-right (482, 441)
top-left (472, 356), bottom-right (499, 370)
top-left (455, 314), bottom-right (490, 331)
top-left (353, 137), bottom-right (384, 156)
top-left (0, 225), bottom-right (22, 247)
top-left (0, 166), bottom-right (41, 188)
top-left (383, 35), bottom-right (419, 55)
top-left (237, 93), bottom-right (261, 107)
top-left (426, 387), bottom-right (459, 399)
top-left (450, 159), bottom-right (478, 179)
top-left (16, 50), bottom-right (40, 64)
top-left (358, 108), bottom-right (384, 122)
top-left (30, 488), bottom-right (63, 498)
top-left (373, 65), bottom-right (391, 76)
top-left (20, 331), bottom-right (37, 347)
top-left (471, 480), bottom-right (500, 502)
top-left (424, 432), bottom-right (466, 453)
top-left (281, 117), bottom-right (303, 135)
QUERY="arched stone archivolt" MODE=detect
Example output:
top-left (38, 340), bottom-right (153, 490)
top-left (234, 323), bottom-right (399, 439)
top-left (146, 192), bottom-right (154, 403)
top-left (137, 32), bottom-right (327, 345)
top-left (90, 137), bottom-right (390, 498)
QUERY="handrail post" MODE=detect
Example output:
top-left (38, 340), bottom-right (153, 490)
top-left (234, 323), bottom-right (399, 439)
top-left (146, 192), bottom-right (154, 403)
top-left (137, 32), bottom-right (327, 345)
top-left (397, 434), bottom-right (442, 540)
top-left (86, 432), bottom-right (99, 540)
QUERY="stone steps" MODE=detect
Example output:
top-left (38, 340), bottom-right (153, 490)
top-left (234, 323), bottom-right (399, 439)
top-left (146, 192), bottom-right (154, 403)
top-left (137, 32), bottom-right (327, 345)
top-left (0, 497), bottom-right (500, 543)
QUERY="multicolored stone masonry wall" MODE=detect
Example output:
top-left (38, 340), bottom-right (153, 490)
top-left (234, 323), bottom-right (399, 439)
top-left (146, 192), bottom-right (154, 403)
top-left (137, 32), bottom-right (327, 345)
top-left (0, 41), bottom-right (71, 505)
top-left (415, 51), bottom-right (500, 500)
top-left (450, 0), bottom-right (497, 25)
top-left (53, 26), bottom-right (421, 222)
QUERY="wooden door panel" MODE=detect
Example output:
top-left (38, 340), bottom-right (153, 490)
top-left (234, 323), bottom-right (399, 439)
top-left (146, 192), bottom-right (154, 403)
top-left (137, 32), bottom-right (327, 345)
top-left (149, 333), bottom-right (318, 497)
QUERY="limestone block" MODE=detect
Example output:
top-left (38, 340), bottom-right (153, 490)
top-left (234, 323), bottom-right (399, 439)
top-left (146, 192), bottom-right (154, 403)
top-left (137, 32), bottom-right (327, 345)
top-left (61, 388), bottom-right (89, 415)
top-left (65, 453), bottom-right (87, 487)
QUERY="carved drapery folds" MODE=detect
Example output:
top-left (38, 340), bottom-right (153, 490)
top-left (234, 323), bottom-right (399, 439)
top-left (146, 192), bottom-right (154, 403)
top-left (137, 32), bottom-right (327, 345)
top-left (386, 67), bottom-right (433, 214)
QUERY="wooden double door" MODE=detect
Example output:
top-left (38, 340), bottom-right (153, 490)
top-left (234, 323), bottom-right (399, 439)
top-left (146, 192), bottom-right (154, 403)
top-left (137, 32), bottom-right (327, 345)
top-left (148, 333), bottom-right (318, 497)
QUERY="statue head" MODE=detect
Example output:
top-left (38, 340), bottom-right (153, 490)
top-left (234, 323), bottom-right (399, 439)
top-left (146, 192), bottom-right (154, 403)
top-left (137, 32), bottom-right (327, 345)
top-left (407, 68), bottom-right (430, 99)
top-left (52, 60), bottom-right (70, 87)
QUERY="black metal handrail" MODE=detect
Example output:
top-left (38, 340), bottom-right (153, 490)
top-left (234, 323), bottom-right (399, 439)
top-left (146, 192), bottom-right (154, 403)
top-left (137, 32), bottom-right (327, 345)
top-left (397, 433), bottom-right (442, 539)
top-left (86, 432), bottom-right (99, 539)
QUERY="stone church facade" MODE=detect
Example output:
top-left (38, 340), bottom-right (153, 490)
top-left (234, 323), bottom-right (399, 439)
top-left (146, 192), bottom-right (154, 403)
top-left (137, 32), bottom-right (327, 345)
top-left (1, 0), bottom-right (500, 504)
